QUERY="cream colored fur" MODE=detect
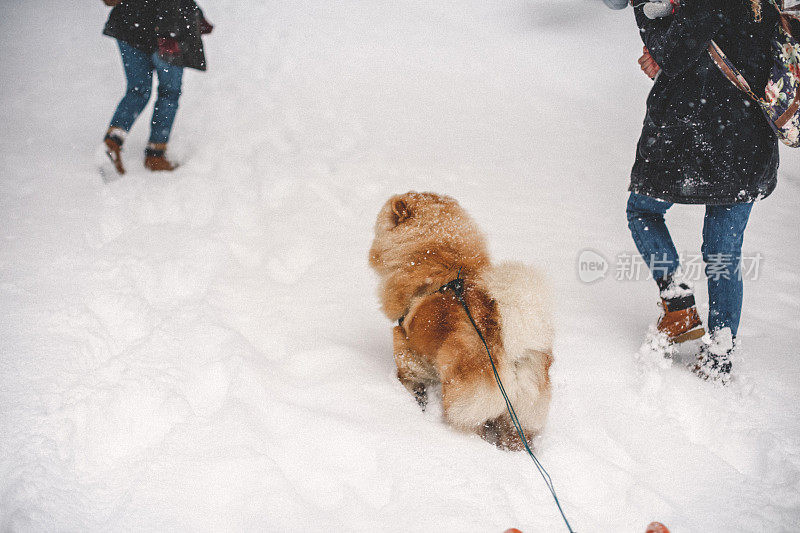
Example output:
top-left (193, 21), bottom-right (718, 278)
top-left (443, 262), bottom-right (554, 435)
top-left (481, 261), bottom-right (555, 359)
top-left (485, 261), bottom-right (553, 432)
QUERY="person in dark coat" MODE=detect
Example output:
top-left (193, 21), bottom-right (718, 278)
top-left (625, 0), bottom-right (781, 383)
top-left (100, 0), bottom-right (213, 174)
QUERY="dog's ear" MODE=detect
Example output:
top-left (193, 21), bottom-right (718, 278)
top-left (391, 198), bottom-right (411, 225)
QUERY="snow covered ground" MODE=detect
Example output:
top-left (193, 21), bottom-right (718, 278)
top-left (1, 0), bottom-right (799, 531)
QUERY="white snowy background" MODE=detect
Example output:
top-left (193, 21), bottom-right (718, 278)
top-left (1, 0), bottom-right (799, 531)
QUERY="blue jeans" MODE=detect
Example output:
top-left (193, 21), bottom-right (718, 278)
top-left (626, 193), bottom-right (753, 337)
top-left (109, 40), bottom-right (183, 144)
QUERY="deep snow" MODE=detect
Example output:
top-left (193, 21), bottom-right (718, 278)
top-left (1, 0), bottom-right (799, 531)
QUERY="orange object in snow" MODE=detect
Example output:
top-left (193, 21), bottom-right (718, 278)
top-left (503, 529), bottom-right (523, 533)
top-left (646, 522), bottom-right (671, 533)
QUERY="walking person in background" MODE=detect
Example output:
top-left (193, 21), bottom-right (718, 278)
top-left (100, 0), bottom-right (213, 175)
top-left (625, 0), bottom-right (782, 383)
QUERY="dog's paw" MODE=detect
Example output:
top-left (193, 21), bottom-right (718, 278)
top-left (413, 384), bottom-right (428, 411)
top-left (479, 416), bottom-right (533, 450)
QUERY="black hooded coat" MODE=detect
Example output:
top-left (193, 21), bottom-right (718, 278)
top-left (103, 0), bottom-right (207, 71)
top-left (630, 0), bottom-right (781, 204)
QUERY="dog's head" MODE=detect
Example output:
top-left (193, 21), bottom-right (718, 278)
top-left (369, 191), bottom-right (489, 318)
top-left (370, 191), bottom-right (473, 268)
top-left (372, 191), bottom-right (458, 238)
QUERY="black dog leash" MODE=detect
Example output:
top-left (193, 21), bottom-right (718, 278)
top-left (440, 271), bottom-right (575, 533)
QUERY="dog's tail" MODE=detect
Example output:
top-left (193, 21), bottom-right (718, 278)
top-left (481, 261), bottom-right (554, 362)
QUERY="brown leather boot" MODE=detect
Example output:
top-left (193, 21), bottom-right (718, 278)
top-left (144, 143), bottom-right (177, 171)
top-left (654, 275), bottom-right (705, 343)
top-left (103, 127), bottom-right (126, 175)
top-left (657, 300), bottom-right (705, 343)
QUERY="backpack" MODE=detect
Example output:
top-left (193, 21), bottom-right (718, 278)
top-left (707, 2), bottom-right (800, 147)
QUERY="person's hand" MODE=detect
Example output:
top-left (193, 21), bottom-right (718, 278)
top-left (638, 47), bottom-right (661, 79)
top-left (200, 17), bottom-right (214, 35)
top-left (103, 0), bottom-right (121, 6)
top-left (157, 37), bottom-right (180, 58)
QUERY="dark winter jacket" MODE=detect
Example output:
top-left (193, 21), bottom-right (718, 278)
top-left (630, 0), bottom-right (780, 204)
top-left (103, 0), bottom-right (207, 71)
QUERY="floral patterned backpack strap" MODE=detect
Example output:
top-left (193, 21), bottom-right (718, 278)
top-left (707, 40), bottom-right (763, 102)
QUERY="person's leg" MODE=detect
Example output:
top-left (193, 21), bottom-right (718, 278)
top-left (109, 40), bottom-right (154, 134)
top-left (102, 41), bottom-right (154, 175)
top-left (148, 53), bottom-right (184, 146)
top-left (693, 202), bottom-right (752, 383)
top-left (626, 192), bottom-right (680, 283)
top-left (701, 202), bottom-right (753, 338)
top-left (627, 192), bottom-right (704, 342)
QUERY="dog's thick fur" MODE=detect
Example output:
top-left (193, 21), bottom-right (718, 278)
top-left (369, 191), bottom-right (553, 449)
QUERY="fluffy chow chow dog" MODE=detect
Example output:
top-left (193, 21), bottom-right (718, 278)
top-left (369, 191), bottom-right (554, 449)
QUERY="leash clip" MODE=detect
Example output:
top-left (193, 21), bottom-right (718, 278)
top-left (439, 269), bottom-right (465, 299)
